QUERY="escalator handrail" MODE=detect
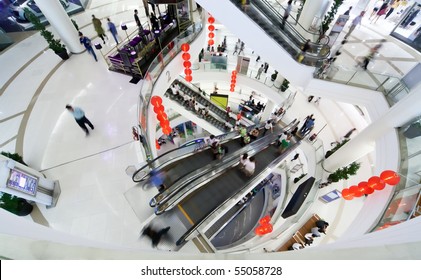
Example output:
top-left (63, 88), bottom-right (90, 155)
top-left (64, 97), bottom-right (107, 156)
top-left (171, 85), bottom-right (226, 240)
top-left (175, 140), bottom-right (301, 246)
top-left (131, 129), bottom-right (240, 182)
top-left (153, 123), bottom-right (274, 211)
top-left (152, 119), bottom-right (298, 210)
top-left (150, 121), bottom-right (278, 208)
top-left (250, 0), bottom-right (329, 56)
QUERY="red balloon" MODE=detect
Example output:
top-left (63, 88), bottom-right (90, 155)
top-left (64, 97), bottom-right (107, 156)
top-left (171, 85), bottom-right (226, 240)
top-left (368, 176), bottom-right (385, 191)
top-left (208, 25), bottom-right (215, 31)
top-left (182, 52), bottom-right (190, 61)
top-left (181, 43), bottom-right (190, 52)
top-left (208, 32), bottom-right (214, 38)
top-left (183, 61), bottom-right (191, 68)
top-left (157, 112), bottom-right (168, 122)
top-left (185, 75), bottom-right (192, 82)
top-left (259, 215), bottom-right (271, 225)
top-left (208, 39), bottom-right (214, 45)
top-left (341, 188), bottom-right (354, 200)
top-left (380, 170), bottom-right (400, 186)
top-left (184, 68), bottom-right (192, 75)
top-left (358, 181), bottom-right (369, 194)
top-left (150, 96), bottom-right (162, 107)
top-left (153, 105), bottom-right (165, 114)
top-left (350, 185), bottom-right (363, 197)
top-left (208, 17), bottom-right (215, 24)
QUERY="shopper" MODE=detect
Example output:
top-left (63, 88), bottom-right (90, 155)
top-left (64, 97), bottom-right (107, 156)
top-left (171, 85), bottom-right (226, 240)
top-left (65, 104), bottom-right (94, 136)
top-left (242, 156), bottom-right (256, 177)
top-left (92, 15), bottom-right (108, 44)
top-left (262, 120), bottom-right (273, 136)
top-left (239, 153), bottom-right (249, 169)
top-left (281, 0), bottom-right (293, 29)
top-left (359, 39), bottom-right (385, 70)
top-left (370, 2), bottom-right (388, 23)
top-left (79, 32), bottom-right (97, 61)
top-left (142, 225), bottom-right (171, 247)
top-left (255, 64), bottom-right (264, 79)
top-left (107, 18), bottom-right (119, 45)
top-left (344, 11), bottom-right (365, 39)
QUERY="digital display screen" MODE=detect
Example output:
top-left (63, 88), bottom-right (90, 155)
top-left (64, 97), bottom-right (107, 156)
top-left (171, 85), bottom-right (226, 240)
top-left (7, 168), bottom-right (38, 196)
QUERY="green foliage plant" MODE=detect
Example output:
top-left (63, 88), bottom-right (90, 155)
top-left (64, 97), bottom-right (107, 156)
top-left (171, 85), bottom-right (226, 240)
top-left (321, 0), bottom-right (344, 35)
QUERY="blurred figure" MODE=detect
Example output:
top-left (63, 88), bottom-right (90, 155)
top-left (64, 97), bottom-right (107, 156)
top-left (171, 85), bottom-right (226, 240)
top-left (142, 225), bottom-right (171, 247)
top-left (150, 169), bottom-right (166, 192)
top-left (359, 39), bottom-right (386, 70)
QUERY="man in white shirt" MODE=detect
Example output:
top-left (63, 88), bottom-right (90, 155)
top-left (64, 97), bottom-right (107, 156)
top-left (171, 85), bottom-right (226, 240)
top-left (262, 120), bottom-right (273, 136)
top-left (344, 11), bottom-right (365, 39)
top-left (242, 156), bottom-right (255, 177)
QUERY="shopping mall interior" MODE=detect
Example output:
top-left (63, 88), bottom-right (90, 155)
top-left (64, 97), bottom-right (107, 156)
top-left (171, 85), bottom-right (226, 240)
top-left (0, 0), bottom-right (421, 259)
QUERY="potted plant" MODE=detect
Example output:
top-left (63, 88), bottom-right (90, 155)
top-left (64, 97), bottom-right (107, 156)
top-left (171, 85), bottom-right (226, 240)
top-left (0, 152), bottom-right (33, 216)
top-left (326, 162), bottom-right (360, 185)
top-left (325, 139), bottom-right (349, 158)
top-left (280, 79), bottom-right (290, 92)
top-left (321, 0), bottom-right (344, 36)
top-left (24, 8), bottom-right (69, 60)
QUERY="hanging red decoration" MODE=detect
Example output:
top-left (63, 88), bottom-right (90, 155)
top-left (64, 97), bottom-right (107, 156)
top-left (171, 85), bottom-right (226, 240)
top-left (368, 176), bottom-right (385, 191)
top-left (230, 88), bottom-right (235, 92)
top-left (380, 170), bottom-right (400, 186)
top-left (208, 39), bottom-right (214, 46)
top-left (232, 70), bottom-right (237, 75)
top-left (208, 25), bottom-right (215, 31)
top-left (365, 186), bottom-right (375, 195)
top-left (181, 43), bottom-right (190, 52)
top-left (350, 185), bottom-right (363, 197)
top-left (341, 188), bottom-right (354, 200)
top-left (357, 181), bottom-right (369, 194)
top-left (162, 126), bottom-right (172, 135)
top-left (184, 68), bottom-right (192, 75)
top-left (150, 96), bottom-right (163, 107)
top-left (262, 223), bottom-right (273, 234)
top-left (259, 215), bottom-right (271, 225)
top-left (208, 32), bottom-right (215, 38)
top-left (157, 112), bottom-right (168, 122)
top-left (153, 105), bottom-right (165, 114)
top-left (160, 119), bottom-right (170, 127)
top-left (183, 61), bottom-right (192, 68)
top-left (185, 75), bottom-right (192, 82)
top-left (182, 52), bottom-right (191, 60)
top-left (155, 139), bottom-right (160, 150)
top-left (231, 78), bottom-right (236, 84)
top-left (208, 16), bottom-right (215, 24)
top-left (255, 225), bottom-right (265, 236)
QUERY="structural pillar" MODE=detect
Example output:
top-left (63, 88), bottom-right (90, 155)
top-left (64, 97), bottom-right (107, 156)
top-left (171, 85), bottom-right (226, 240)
top-left (35, 0), bottom-right (84, 54)
top-left (298, 0), bottom-right (325, 33)
top-left (324, 84), bottom-right (421, 172)
top-left (261, 100), bottom-right (276, 122)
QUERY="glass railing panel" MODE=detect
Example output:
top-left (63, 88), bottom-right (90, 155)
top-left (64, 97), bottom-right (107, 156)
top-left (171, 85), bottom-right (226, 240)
top-left (347, 71), bottom-right (383, 90)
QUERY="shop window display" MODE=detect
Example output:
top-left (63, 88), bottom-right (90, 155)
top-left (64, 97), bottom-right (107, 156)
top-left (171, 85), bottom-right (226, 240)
top-left (391, 2), bottom-right (421, 52)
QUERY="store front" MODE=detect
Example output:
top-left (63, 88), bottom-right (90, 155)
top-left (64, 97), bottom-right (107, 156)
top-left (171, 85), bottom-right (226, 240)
top-left (390, 1), bottom-right (421, 52)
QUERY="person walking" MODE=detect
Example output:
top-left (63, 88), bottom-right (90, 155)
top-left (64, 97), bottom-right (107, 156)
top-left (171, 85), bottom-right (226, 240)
top-left (107, 18), bottom-right (119, 45)
top-left (255, 64), bottom-right (264, 79)
top-left (371, 2), bottom-right (388, 23)
top-left (344, 11), bottom-right (365, 39)
top-left (79, 32), bottom-right (97, 61)
top-left (142, 225), bottom-right (171, 247)
top-left (262, 120), bottom-right (273, 136)
top-left (359, 39), bottom-right (385, 70)
top-left (385, 0), bottom-right (400, 19)
top-left (92, 15), bottom-right (108, 44)
top-left (343, 6), bottom-right (352, 16)
top-left (65, 105), bottom-right (94, 136)
top-left (242, 156), bottom-right (256, 177)
top-left (281, 0), bottom-right (293, 29)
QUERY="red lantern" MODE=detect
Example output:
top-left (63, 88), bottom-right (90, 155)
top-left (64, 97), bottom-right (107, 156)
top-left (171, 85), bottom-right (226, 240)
top-left (153, 105), bottom-right (165, 114)
top-left (181, 43), bottom-right (190, 52)
top-left (230, 88), bottom-right (235, 92)
top-left (358, 181), bottom-right (369, 194)
top-left (255, 225), bottom-right (265, 236)
top-left (231, 78), bottom-right (236, 83)
top-left (157, 112), bottom-right (168, 122)
top-left (341, 188), bottom-right (354, 200)
top-left (380, 170), bottom-right (400, 186)
top-left (208, 25), bottom-right (215, 31)
top-left (185, 75), bottom-right (192, 82)
top-left (184, 68), bottom-right (192, 75)
top-left (162, 126), bottom-right (172, 135)
top-left (262, 223), bottom-right (273, 234)
top-left (232, 70), bottom-right (237, 75)
top-left (259, 215), bottom-right (271, 225)
top-left (365, 186), bottom-right (375, 195)
top-left (208, 39), bottom-right (214, 46)
top-left (350, 185), bottom-right (363, 197)
top-left (182, 52), bottom-right (191, 61)
top-left (208, 32), bottom-right (214, 38)
top-left (160, 120), bottom-right (170, 127)
top-left (208, 17), bottom-right (215, 24)
top-left (155, 139), bottom-right (160, 150)
top-left (150, 96), bottom-right (162, 107)
top-left (368, 176), bottom-right (385, 191)
top-left (183, 61), bottom-right (192, 68)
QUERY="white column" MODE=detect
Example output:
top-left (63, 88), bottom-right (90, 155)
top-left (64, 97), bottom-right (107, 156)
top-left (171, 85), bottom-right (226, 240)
top-left (298, 0), bottom-right (325, 31)
top-left (35, 0), bottom-right (84, 54)
top-left (324, 84), bottom-right (421, 172)
top-left (261, 100), bottom-right (276, 121)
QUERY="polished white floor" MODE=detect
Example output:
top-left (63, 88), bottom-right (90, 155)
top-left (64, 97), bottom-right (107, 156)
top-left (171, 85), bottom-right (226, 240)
top-left (0, 0), bottom-right (419, 253)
